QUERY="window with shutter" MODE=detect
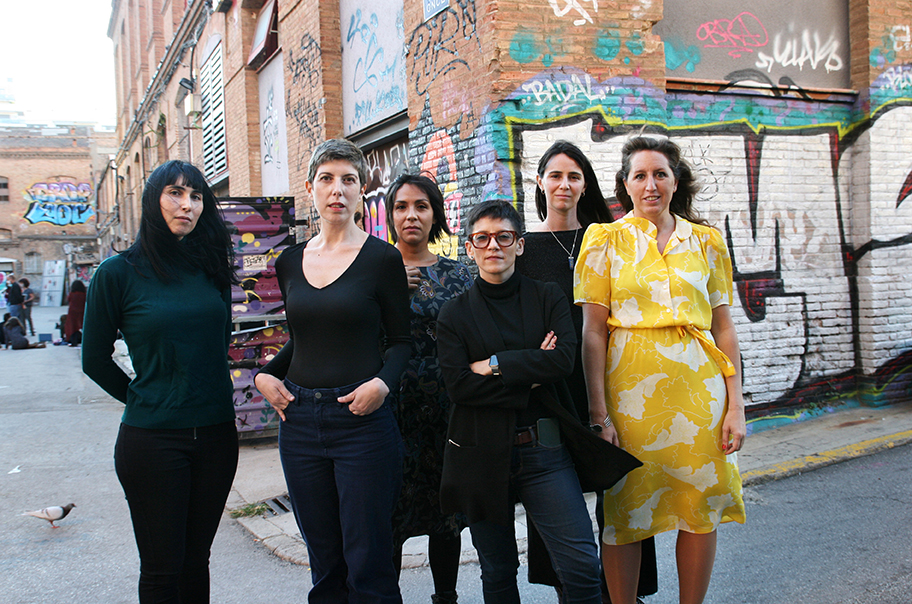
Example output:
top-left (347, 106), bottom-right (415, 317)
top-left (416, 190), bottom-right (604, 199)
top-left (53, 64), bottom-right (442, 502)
top-left (200, 44), bottom-right (228, 183)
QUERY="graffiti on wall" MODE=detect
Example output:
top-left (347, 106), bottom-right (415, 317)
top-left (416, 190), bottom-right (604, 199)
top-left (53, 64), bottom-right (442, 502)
top-left (341, 2), bottom-right (407, 134)
top-left (362, 139), bottom-right (409, 242)
top-left (655, 0), bottom-right (850, 88)
top-left (259, 51), bottom-right (290, 196)
top-left (220, 196), bottom-right (295, 318)
top-left (451, 63), bottom-right (912, 414)
top-left (871, 24), bottom-right (912, 68)
top-left (510, 26), bottom-right (645, 68)
top-left (407, 0), bottom-right (479, 95)
top-left (23, 181), bottom-right (95, 226)
top-left (549, 0), bottom-right (599, 26)
top-left (286, 34), bottom-right (323, 170)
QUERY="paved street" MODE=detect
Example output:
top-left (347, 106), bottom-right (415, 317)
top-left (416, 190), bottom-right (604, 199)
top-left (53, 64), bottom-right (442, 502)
top-left (2, 306), bottom-right (911, 603)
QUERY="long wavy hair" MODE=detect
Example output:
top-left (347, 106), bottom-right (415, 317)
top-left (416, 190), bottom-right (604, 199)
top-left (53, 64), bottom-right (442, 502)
top-left (122, 160), bottom-right (237, 290)
top-left (535, 140), bottom-right (613, 227)
top-left (385, 173), bottom-right (452, 245)
top-left (614, 136), bottom-right (706, 225)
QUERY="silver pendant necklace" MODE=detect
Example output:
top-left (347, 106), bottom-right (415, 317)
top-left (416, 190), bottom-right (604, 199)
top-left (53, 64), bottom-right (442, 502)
top-left (549, 227), bottom-right (580, 269)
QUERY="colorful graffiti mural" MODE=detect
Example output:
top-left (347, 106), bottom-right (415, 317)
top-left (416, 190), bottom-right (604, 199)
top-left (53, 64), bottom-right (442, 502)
top-left (220, 196), bottom-right (295, 436)
top-left (230, 323), bottom-right (288, 437)
top-left (362, 139), bottom-right (409, 242)
top-left (221, 196), bottom-right (295, 318)
top-left (23, 181), bottom-right (95, 226)
top-left (409, 61), bottom-right (912, 416)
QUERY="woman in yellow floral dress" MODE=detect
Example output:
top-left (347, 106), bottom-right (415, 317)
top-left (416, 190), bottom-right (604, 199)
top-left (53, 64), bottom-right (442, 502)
top-left (574, 136), bottom-right (746, 604)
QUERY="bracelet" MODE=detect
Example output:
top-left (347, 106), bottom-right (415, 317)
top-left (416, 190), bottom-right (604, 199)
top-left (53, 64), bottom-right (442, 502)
top-left (603, 416), bottom-right (612, 429)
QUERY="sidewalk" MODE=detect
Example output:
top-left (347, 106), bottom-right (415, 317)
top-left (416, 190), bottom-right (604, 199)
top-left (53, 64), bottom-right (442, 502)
top-left (227, 397), bottom-right (912, 569)
top-left (16, 305), bottom-right (912, 572)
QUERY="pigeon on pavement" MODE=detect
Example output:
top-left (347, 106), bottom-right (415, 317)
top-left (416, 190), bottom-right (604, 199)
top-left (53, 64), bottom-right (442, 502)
top-left (23, 503), bottom-right (76, 528)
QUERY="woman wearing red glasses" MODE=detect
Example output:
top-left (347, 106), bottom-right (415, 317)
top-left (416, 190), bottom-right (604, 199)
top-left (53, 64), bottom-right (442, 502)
top-left (436, 199), bottom-right (603, 603)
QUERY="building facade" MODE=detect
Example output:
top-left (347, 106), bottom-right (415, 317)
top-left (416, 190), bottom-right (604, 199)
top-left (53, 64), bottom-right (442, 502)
top-left (106, 0), bottom-right (912, 418)
top-left (0, 124), bottom-right (116, 290)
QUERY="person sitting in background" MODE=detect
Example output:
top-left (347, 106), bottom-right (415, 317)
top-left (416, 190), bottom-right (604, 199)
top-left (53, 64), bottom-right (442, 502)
top-left (3, 316), bottom-right (46, 349)
top-left (0, 312), bottom-right (10, 346)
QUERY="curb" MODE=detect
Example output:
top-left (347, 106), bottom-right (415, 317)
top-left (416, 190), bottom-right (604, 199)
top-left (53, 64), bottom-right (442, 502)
top-left (741, 429), bottom-right (912, 486)
top-left (231, 431), bottom-right (912, 569)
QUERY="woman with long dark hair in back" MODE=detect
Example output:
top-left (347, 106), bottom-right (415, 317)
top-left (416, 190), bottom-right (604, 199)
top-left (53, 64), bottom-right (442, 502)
top-left (83, 160), bottom-right (239, 603)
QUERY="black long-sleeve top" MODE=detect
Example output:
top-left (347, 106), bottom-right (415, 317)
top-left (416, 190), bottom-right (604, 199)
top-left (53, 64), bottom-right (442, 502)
top-left (515, 228), bottom-right (589, 421)
top-left (475, 273), bottom-right (551, 427)
top-left (258, 236), bottom-right (411, 391)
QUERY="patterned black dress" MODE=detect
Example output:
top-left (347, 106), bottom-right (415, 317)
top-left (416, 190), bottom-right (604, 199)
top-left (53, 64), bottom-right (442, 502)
top-left (392, 257), bottom-right (473, 546)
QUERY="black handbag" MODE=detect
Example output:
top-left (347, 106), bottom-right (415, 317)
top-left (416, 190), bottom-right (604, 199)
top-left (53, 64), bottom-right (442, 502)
top-left (539, 388), bottom-right (642, 492)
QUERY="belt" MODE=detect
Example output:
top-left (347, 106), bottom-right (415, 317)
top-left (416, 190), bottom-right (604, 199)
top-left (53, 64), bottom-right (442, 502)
top-left (514, 426), bottom-right (536, 445)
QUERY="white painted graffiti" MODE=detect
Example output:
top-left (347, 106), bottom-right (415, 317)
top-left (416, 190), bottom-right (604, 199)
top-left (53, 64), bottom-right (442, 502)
top-left (520, 73), bottom-right (613, 108)
top-left (755, 31), bottom-right (844, 74)
top-left (892, 25), bottom-right (912, 51)
top-left (883, 65), bottom-right (912, 92)
top-left (549, 0), bottom-right (598, 26)
top-left (512, 109), bottom-right (912, 407)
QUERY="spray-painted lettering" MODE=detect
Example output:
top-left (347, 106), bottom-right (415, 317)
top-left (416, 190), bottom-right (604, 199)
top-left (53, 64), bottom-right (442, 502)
top-left (696, 12), bottom-right (768, 58)
top-left (549, 0), bottom-right (598, 27)
top-left (755, 31), bottom-right (844, 73)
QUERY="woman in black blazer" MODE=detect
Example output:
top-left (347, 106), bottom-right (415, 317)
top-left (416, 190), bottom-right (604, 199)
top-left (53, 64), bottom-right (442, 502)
top-left (437, 200), bottom-right (602, 603)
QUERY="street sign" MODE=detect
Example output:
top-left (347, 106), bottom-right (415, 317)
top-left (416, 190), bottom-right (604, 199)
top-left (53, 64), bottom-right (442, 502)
top-left (424, 0), bottom-right (448, 21)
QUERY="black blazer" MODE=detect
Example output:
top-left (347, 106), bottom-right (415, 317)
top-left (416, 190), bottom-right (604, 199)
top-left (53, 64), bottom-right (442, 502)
top-left (436, 273), bottom-right (578, 526)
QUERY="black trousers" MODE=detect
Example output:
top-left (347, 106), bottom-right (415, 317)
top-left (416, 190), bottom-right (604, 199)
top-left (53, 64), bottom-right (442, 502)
top-left (115, 421), bottom-right (238, 604)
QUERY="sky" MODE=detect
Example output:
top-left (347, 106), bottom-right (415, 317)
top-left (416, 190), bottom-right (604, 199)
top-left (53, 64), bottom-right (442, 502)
top-left (0, 0), bottom-right (117, 127)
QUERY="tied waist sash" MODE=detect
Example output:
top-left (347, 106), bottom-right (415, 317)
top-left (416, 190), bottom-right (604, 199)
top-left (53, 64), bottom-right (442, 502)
top-left (608, 323), bottom-right (736, 378)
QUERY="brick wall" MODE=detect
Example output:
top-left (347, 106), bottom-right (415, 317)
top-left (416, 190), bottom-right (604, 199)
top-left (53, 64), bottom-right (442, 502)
top-left (396, 0), bottom-right (912, 414)
top-left (105, 0), bottom-right (912, 416)
top-left (0, 127), bottom-right (111, 283)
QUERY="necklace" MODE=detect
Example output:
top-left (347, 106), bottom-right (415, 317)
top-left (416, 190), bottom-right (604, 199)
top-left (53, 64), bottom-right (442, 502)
top-left (548, 227), bottom-right (580, 269)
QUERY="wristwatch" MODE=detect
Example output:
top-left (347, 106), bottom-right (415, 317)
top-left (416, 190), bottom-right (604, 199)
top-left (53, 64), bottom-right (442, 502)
top-left (489, 355), bottom-right (501, 376)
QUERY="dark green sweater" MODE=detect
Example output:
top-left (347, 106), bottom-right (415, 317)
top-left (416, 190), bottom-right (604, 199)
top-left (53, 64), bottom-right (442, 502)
top-left (82, 254), bottom-right (236, 429)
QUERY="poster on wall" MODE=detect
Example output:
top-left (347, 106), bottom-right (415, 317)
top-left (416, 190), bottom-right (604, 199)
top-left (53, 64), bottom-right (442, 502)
top-left (340, 0), bottom-right (408, 135)
top-left (40, 260), bottom-right (65, 307)
top-left (258, 51), bottom-right (290, 196)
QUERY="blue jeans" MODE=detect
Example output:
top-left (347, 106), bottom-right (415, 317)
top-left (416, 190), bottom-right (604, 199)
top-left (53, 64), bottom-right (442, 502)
top-left (469, 440), bottom-right (602, 604)
top-left (114, 421), bottom-right (239, 604)
top-left (280, 378), bottom-right (404, 604)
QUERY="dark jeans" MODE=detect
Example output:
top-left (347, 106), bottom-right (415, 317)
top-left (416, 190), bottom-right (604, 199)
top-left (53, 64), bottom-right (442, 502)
top-left (469, 440), bottom-right (602, 604)
top-left (280, 378), bottom-right (404, 604)
top-left (19, 304), bottom-right (34, 334)
top-left (114, 421), bottom-right (238, 604)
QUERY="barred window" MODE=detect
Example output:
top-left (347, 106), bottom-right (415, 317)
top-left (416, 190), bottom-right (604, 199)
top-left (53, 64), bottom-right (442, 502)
top-left (0, 176), bottom-right (8, 202)
top-left (24, 252), bottom-right (42, 274)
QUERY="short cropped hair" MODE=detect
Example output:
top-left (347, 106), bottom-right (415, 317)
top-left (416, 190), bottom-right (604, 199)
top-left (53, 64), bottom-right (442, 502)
top-left (307, 139), bottom-right (369, 187)
top-left (465, 200), bottom-right (522, 235)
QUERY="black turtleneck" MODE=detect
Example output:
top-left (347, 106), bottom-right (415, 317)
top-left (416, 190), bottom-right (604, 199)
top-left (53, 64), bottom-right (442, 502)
top-left (476, 271), bottom-right (550, 428)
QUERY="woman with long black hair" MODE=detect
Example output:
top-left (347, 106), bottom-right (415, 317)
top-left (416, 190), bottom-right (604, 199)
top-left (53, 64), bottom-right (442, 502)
top-left (83, 160), bottom-right (239, 603)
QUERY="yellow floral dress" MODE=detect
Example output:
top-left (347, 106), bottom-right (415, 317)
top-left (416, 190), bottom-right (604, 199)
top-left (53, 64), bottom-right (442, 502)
top-left (574, 214), bottom-right (746, 545)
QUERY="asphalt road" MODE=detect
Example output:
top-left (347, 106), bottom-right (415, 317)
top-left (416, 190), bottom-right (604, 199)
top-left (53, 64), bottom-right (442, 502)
top-left (2, 322), bottom-right (910, 603)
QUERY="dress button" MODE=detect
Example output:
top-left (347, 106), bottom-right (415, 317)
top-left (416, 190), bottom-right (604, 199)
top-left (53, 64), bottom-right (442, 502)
top-left (315, 392), bottom-right (322, 399)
